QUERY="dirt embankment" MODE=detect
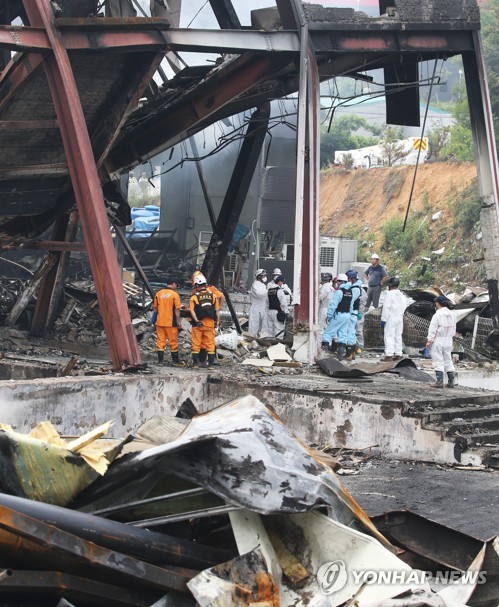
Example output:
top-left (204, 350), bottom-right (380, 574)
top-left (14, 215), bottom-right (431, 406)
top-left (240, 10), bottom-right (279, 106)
top-left (320, 162), bottom-right (477, 238)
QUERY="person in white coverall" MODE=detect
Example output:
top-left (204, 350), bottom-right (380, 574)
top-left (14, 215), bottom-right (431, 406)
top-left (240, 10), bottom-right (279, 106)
top-left (381, 277), bottom-right (407, 361)
top-left (248, 268), bottom-right (268, 337)
top-left (426, 295), bottom-right (457, 388)
top-left (319, 273), bottom-right (334, 332)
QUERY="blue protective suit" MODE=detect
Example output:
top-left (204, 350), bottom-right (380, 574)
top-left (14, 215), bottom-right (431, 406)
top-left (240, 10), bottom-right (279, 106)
top-left (322, 283), bottom-right (351, 345)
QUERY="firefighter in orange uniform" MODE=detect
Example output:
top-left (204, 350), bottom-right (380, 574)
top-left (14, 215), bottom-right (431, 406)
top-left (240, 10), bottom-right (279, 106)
top-left (191, 270), bottom-right (224, 306)
top-left (153, 277), bottom-right (185, 366)
top-left (190, 275), bottom-right (220, 368)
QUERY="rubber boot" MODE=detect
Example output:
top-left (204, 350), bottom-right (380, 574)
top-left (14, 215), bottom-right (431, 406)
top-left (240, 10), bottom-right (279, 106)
top-left (321, 341), bottom-right (330, 350)
top-left (447, 371), bottom-right (456, 388)
top-left (192, 353), bottom-right (200, 369)
top-left (430, 371), bottom-right (444, 388)
top-left (337, 343), bottom-right (346, 360)
top-left (345, 345), bottom-right (355, 361)
top-left (171, 351), bottom-right (185, 367)
top-left (329, 341), bottom-right (338, 353)
top-left (207, 354), bottom-right (216, 369)
top-left (157, 350), bottom-right (164, 365)
top-left (199, 349), bottom-right (207, 367)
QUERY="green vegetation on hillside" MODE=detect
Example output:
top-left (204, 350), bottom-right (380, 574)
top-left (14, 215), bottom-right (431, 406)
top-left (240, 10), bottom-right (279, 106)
top-left (338, 177), bottom-right (485, 290)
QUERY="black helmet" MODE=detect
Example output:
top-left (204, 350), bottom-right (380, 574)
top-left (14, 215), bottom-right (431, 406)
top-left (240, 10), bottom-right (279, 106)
top-left (321, 273), bottom-right (332, 282)
top-left (388, 276), bottom-right (400, 287)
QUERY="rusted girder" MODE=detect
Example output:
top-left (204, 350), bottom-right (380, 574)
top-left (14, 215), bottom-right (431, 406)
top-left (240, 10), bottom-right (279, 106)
top-left (23, 0), bottom-right (141, 369)
top-left (0, 569), bottom-right (157, 607)
top-left (106, 53), bottom-right (274, 173)
top-left (0, 504), bottom-right (196, 593)
top-left (0, 493), bottom-right (232, 571)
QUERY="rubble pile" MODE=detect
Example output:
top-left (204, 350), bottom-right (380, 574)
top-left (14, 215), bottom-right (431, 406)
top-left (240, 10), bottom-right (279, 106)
top-left (0, 396), bottom-right (496, 607)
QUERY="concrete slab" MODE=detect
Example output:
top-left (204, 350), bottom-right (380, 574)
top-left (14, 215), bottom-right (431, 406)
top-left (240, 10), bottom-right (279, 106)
top-left (1, 365), bottom-right (498, 467)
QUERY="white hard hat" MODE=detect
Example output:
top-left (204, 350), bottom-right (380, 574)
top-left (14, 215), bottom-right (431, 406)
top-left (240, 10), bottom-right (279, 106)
top-left (272, 267), bottom-right (282, 275)
top-left (194, 275), bottom-right (206, 285)
top-left (255, 268), bottom-right (266, 278)
top-left (371, 253), bottom-right (380, 259)
top-left (337, 273), bottom-right (348, 282)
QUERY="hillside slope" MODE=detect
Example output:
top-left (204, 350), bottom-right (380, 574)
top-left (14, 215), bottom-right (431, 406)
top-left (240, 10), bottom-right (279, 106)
top-left (319, 162), bottom-right (485, 289)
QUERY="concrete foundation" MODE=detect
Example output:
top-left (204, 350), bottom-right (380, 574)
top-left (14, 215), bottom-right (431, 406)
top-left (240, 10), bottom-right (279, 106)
top-left (1, 368), bottom-right (498, 467)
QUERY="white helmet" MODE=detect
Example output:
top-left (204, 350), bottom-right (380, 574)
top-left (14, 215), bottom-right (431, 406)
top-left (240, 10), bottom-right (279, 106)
top-left (272, 267), bottom-right (282, 275)
top-left (255, 268), bottom-right (266, 278)
top-left (371, 253), bottom-right (380, 260)
top-left (194, 275), bottom-right (206, 286)
top-left (337, 273), bottom-right (348, 282)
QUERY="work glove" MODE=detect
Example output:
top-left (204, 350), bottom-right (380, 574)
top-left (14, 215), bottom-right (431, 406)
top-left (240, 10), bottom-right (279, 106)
top-left (150, 310), bottom-right (157, 325)
top-left (380, 321), bottom-right (386, 328)
top-left (357, 312), bottom-right (362, 320)
top-left (422, 346), bottom-right (431, 359)
top-left (195, 321), bottom-right (203, 328)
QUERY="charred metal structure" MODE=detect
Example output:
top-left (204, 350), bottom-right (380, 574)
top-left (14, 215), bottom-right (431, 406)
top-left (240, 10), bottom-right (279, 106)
top-left (0, 0), bottom-right (497, 368)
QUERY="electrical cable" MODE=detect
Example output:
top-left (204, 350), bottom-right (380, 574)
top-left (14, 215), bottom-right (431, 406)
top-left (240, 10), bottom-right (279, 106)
top-left (402, 58), bottom-right (439, 232)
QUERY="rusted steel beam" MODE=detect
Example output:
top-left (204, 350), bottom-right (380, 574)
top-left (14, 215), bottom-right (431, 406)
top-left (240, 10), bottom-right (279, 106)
top-left (23, 0), bottom-right (141, 369)
top-left (0, 505), bottom-right (196, 593)
top-left (0, 569), bottom-right (157, 607)
top-left (0, 25), bottom-right (49, 50)
top-left (106, 54), bottom-right (273, 173)
top-left (0, 493), bottom-right (232, 571)
top-left (310, 30), bottom-right (474, 53)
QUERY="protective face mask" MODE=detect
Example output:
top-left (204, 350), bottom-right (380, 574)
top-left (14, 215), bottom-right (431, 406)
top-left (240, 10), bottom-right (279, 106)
top-left (262, 276), bottom-right (267, 283)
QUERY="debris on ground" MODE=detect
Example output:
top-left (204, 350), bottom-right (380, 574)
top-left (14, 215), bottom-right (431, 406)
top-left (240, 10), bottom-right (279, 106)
top-left (0, 395), bottom-right (496, 606)
top-left (0, 421), bottom-right (126, 506)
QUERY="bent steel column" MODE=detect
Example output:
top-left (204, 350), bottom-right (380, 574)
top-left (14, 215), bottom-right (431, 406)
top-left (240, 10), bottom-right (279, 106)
top-left (463, 32), bottom-right (499, 329)
top-left (23, 0), bottom-right (141, 368)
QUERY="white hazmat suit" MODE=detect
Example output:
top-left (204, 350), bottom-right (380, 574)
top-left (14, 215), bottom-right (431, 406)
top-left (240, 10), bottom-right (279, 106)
top-left (248, 279), bottom-right (268, 337)
top-left (381, 288), bottom-right (408, 357)
top-left (319, 281), bottom-right (334, 332)
top-left (427, 307), bottom-right (456, 372)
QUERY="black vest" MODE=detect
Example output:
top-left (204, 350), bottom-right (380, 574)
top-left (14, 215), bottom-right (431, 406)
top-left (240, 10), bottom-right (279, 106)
top-left (337, 288), bottom-right (353, 313)
top-left (268, 286), bottom-right (282, 312)
top-left (194, 290), bottom-right (215, 319)
top-left (350, 285), bottom-right (361, 311)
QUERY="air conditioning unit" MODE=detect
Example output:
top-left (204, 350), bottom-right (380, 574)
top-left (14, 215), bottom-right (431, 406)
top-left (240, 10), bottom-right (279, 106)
top-left (320, 237), bottom-right (338, 276)
top-left (197, 231), bottom-right (212, 266)
top-left (225, 253), bottom-right (238, 272)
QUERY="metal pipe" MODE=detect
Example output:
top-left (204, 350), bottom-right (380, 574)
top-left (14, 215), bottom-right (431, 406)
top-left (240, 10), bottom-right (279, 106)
top-left (0, 493), bottom-right (230, 571)
top-left (130, 504), bottom-right (240, 528)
